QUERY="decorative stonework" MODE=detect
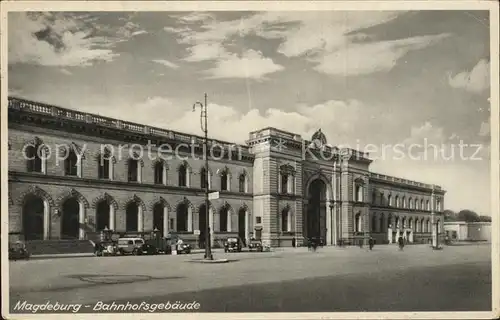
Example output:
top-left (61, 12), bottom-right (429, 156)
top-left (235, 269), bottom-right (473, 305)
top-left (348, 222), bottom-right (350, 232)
top-left (149, 196), bottom-right (172, 212)
top-left (175, 196), bottom-right (194, 212)
top-left (151, 159), bottom-right (169, 170)
top-left (219, 201), bottom-right (234, 214)
top-left (195, 200), bottom-right (216, 214)
top-left (123, 194), bottom-right (147, 211)
top-left (16, 185), bottom-right (55, 207)
top-left (91, 192), bottom-right (119, 210)
top-left (56, 188), bottom-right (90, 209)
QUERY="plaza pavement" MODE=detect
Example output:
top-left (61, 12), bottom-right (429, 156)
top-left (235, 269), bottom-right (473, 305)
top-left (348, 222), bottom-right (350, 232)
top-left (9, 243), bottom-right (492, 313)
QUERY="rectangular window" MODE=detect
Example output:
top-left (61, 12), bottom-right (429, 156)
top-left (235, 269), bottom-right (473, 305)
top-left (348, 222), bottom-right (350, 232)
top-left (256, 217), bottom-right (262, 224)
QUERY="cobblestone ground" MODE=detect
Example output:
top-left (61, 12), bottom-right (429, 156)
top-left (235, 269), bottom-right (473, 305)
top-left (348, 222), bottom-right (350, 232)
top-left (9, 244), bottom-right (492, 313)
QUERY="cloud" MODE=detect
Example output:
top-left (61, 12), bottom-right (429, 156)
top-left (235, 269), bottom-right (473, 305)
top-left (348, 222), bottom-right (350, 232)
top-left (8, 12), bottom-right (144, 67)
top-left (152, 59), bottom-right (179, 69)
top-left (313, 34), bottom-right (450, 76)
top-left (60, 68), bottom-right (72, 75)
top-left (448, 59), bottom-right (490, 93)
top-left (166, 11), bottom-right (448, 77)
top-left (205, 50), bottom-right (284, 80)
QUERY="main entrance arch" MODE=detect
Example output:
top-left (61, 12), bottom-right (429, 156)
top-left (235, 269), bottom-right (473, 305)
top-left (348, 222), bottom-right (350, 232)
top-left (305, 178), bottom-right (328, 242)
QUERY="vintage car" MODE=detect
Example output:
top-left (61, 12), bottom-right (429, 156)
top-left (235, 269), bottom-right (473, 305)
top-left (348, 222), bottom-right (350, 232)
top-left (139, 243), bottom-right (159, 255)
top-left (116, 237), bottom-right (145, 255)
top-left (9, 241), bottom-right (30, 260)
top-left (175, 241), bottom-right (192, 254)
top-left (248, 239), bottom-right (263, 252)
top-left (224, 237), bottom-right (243, 253)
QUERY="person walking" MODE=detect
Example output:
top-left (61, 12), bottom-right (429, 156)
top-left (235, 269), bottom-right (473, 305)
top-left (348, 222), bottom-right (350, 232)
top-left (398, 235), bottom-right (404, 251)
top-left (369, 237), bottom-right (374, 250)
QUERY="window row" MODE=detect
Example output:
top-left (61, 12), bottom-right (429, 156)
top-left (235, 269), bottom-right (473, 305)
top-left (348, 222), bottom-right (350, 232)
top-left (354, 213), bottom-right (442, 233)
top-left (371, 191), bottom-right (442, 211)
top-left (24, 145), bottom-right (249, 192)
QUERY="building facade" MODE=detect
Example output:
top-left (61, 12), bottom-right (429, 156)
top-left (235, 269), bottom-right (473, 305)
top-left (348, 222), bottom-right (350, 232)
top-left (7, 97), bottom-right (446, 247)
top-left (444, 221), bottom-right (491, 242)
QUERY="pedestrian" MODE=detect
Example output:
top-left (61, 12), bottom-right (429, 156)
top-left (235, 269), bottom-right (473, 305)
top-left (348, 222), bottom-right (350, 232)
top-left (369, 237), bottom-right (374, 250)
top-left (398, 236), bottom-right (404, 251)
top-left (292, 237), bottom-right (296, 248)
top-left (312, 238), bottom-right (317, 252)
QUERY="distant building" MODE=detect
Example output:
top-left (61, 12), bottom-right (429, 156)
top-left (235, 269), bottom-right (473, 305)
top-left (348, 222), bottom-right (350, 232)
top-left (7, 97), bottom-right (446, 248)
top-left (444, 221), bottom-right (491, 242)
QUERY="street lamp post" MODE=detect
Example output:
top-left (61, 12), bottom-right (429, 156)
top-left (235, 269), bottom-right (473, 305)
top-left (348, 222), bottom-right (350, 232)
top-left (193, 93), bottom-right (213, 260)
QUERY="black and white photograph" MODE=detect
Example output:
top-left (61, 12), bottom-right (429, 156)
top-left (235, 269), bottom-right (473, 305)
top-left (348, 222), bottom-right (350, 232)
top-left (2, 1), bottom-right (499, 318)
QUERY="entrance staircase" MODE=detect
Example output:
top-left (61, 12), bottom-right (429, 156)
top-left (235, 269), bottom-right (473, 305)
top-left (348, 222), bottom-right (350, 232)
top-left (25, 240), bottom-right (95, 255)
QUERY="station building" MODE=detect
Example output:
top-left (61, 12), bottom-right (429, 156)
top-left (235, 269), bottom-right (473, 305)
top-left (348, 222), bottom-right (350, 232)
top-left (7, 97), bottom-right (446, 248)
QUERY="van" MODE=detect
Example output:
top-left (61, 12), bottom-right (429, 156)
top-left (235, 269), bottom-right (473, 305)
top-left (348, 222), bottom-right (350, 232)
top-left (117, 237), bottom-right (145, 255)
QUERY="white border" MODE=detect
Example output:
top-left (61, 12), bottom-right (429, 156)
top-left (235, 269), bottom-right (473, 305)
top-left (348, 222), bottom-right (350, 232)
top-left (1, 1), bottom-right (498, 319)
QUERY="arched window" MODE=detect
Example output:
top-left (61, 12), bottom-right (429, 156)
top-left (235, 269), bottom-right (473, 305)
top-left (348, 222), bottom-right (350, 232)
top-left (200, 167), bottom-right (209, 189)
top-left (395, 216), bottom-right (400, 229)
top-left (279, 164), bottom-right (295, 194)
top-left (426, 200), bottom-right (430, 211)
top-left (219, 206), bottom-right (229, 232)
top-left (281, 208), bottom-right (291, 232)
top-left (25, 140), bottom-right (45, 173)
top-left (420, 199), bottom-right (424, 210)
top-left (388, 214), bottom-right (393, 229)
top-left (176, 202), bottom-right (188, 231)
top-left (64, 149), bottom-right (79, 176)
top-left (436, 199), bottom-right (441, 212)
top-left (409, 198), bottom-right (413, 209)
top-left (354, 213), bottom-right (362, 233)
top-left (395, 196), bottom-right (400, 207)
top-left (371, 214), bottom-right (377, 232)
top-left (379, 213), bottom-right (385, 232)
top-left (379, 193), bottom-right (384, 206)
top-left (354, 179), bottom-right (364, 202)
top-left (372, 191), bottom-right (377, 204)
top-left (128, 159), bottom-right (139, 182)
top-left (388, 194), bottom-right (392, 206)
top-left (402, 217), bottom-right (407, 228)
top-left (154, 161), bottom-right (165, 185)
top-left (220, 168), bottom-right (230, 191)
top-left (98, 149), bottom-right (111, 180)
top-left (178, 163), bottom-right (188, 187)
top-left (238, 173), bottom-right (246, 193)
top-left (402, 197), bottom-right (406, 208)
top-left (415, 198), bottom-right (419, 210)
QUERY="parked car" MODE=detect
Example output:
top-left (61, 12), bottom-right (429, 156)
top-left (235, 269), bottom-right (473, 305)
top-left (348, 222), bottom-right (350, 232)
top-left (9, 241), bottom-right (30, 260)
top-left (139, 243), bottom-right (159, 255)
top-left (117, 237), bottom-right (145, 255)
top-left (224, 237), bottom-right (243, 253)
top-left (248, 239), bottom-right (263, 252)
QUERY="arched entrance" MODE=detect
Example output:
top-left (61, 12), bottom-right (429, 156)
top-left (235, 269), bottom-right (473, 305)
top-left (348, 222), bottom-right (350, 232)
top-left (153, 203), bottom-right (164, 235)
top-left (238, 208), bottom-right (246, 245)
top-left (23, 195), bottom-right (45, 240)
top-left (219, 206), bottom-right (229, 232)
top-left (61, 198), bottom-right (80, 239)
top-left (96, 201), bottom-right (110, 231)
top-left (305, 179), bottom-right (327, 241)
top-left (126, 203), bottom-right (139, 232)
top-left (177, 203), bottom-right (188, 232)
top-left (198, 204), bottom-right (208, 248)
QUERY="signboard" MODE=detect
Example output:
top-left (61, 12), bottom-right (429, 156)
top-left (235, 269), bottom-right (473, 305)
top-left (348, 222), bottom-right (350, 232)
top-left (194, 230), bottom-right (200, 235)
top-left (208, 191), bottom-right (220, 200)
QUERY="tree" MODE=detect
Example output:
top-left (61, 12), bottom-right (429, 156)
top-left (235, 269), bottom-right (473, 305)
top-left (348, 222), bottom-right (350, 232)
top-left (478, 215), bottom-right (492, 222)
top-left (443, 209), bottom-right (457, 221)
top-left (457, 210), bottom-right (480, 222)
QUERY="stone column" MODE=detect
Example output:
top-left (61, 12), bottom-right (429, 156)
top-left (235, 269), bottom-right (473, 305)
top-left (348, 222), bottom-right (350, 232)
top-left (245, 210), bottom-right (250, 245)
top-left (138, 165), bottom-right (142, 183)
top-left (138, 206), bottom-right (143, 232)
top-left (388, 227), bottom-right (393, 243)
top-left (162, 165), bottom-right (168, 185)
top-left (79, 202), bottom-right (85, 240)
top-left (109, 160), bottom-right (114, 180)
top-left (163, 207), bottom-right (169, 237)
top-left (77, 156), bottom-right (83, 178)
top-left (227, 210), bottom-right (232, 232)
top-left (187, 207), bottom-right (193, 232)
top-left (109, 204), bottom-right (115, 231)
top-left (44, 200), bottom-right (50, 240)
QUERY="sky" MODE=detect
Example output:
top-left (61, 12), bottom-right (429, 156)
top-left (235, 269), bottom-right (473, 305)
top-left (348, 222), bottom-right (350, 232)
top-left (7, 10), bottom-right (492, 215)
